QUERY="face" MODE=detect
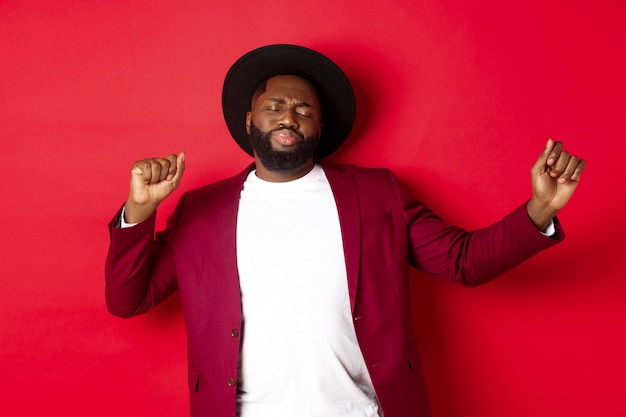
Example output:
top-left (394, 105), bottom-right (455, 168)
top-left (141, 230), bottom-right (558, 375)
top-left (246, 75), bottom-right (322, 172)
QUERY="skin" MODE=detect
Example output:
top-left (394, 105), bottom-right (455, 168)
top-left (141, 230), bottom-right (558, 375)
top-left (527, 138), bottom-right (586, 230)
top-left (245, 75), bottom-right (322, 182)
top-left (123, 75), bottom-right (586, 230)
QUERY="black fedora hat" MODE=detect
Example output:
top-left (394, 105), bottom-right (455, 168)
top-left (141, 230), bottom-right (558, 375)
top-left (222, 44), bottom-right (355, 158)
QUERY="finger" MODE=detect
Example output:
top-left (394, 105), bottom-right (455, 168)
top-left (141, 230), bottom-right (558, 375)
top-left (557, 154), bottom-right (580, 183)
top-left (570, 158), bottom-right (586, 182)
top-left (550, 149), bottom-right (571, 178)
top-left (170, 152), bottom-right (186, 186)
top-left (131, 160), bottom-right (153, 183)
top-left (531, 138), bottom-right (555, 175)
top-left (153, 155), bottom-right (176, 181)
top-left (148, 159), bottom-right (165, 184)
top-left (165, 154), bottom-right (178, 180)
top-left (547, 140), bottom-right (563, 168)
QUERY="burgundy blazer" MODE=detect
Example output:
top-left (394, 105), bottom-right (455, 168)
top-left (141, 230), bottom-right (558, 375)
top-left (105, 162), bottom-right (563, 417)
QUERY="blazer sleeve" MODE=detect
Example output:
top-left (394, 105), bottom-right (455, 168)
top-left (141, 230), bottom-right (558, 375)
top-left (387, 169), bottom-right (565, 287)
top-left (104, 196), bottom-right (184, 318)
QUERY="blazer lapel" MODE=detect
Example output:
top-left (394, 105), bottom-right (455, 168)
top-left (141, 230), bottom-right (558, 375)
top-left (321, 162), bottom-right (362, 313)
top-left (213, 164), bottom-right (255, 302)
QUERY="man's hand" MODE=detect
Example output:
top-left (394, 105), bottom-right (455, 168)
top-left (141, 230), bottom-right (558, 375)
top-left (124, 152), bottom-right (186, 224)
top-left (527, 139), bottom-right (585, 231)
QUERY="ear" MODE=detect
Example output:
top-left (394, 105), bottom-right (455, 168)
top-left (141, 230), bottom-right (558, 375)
top-left (245, 112), bottom-right (252, 134)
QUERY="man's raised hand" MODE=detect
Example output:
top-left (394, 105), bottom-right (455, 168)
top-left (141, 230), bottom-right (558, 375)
top-left (124, 152), bottom-right (186, 224)
top-left (527, 139), bottom-right (585, 231)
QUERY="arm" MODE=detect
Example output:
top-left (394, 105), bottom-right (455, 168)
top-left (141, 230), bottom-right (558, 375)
top-left (104, 152), bottom-right (186, 317)
top-left (403, 140), bottom-right (585, 286)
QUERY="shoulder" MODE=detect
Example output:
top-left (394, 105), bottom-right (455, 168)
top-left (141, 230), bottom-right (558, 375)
top-left (183, 164), bottom-right (253, 202)
top-left (165, 164), bottom-right (253, 224)
top-left (321, 161), bottom-right (395, 179)
top-left (321, 161), bottom-right (400, 190)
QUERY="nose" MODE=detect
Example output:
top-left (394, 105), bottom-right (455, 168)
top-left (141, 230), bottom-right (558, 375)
top-left (278, 107), bottom-right (299, 130)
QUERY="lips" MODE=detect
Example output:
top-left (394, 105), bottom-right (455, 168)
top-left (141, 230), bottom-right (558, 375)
top-left (271, 129), bottom-right (303, 146)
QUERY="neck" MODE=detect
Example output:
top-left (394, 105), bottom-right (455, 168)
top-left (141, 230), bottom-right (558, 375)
top-left (253, 157), bottom-right (316, 182)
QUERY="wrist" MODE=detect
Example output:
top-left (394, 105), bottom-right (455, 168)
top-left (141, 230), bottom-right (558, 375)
top-left (526, 198), bottom-right (558, 231)
top-left (124, 200), bottom-right (157, 224)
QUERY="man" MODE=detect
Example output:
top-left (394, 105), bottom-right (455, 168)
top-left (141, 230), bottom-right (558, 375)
top-left (105, 44), bottom-right (585, 417)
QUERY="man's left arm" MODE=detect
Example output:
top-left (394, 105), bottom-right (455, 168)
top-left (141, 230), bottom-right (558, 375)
top-left (400, 139), bottom-right (585, 287)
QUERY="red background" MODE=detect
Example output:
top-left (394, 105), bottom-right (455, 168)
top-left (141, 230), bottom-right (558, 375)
top-left (1, 1), bottom-right (625, 416)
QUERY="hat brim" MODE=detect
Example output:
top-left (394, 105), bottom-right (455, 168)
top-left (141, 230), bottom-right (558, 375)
top-left (222, 44), bottom-right (355, 158)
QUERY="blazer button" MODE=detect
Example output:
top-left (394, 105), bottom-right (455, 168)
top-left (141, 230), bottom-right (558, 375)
top-left (231, 329), bottom-right (239, 338)
top-left (227, 377), bottom-right (236, 387)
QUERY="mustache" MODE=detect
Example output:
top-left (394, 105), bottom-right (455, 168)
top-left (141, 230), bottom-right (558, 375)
top-left (270, 127), bottom-right (305, 141)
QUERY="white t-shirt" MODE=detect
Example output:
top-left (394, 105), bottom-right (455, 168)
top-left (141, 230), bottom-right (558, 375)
top-left (236, 164), bottom-right (381, 417)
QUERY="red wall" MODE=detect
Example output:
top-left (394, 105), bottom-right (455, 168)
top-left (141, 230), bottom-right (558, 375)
top-left (1, 1), bottom-right (625, 416)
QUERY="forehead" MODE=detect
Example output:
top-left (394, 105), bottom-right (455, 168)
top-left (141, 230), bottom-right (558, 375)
top-left (259, 75), bottom-right (319, 103)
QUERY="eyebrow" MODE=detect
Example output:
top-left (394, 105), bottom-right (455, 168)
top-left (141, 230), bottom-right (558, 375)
top-left (267, 97), bottom-right (314, 108)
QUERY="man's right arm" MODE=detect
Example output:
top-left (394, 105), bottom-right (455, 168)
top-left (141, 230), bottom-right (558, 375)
top-left (104, 152), bottom-right (185, 318)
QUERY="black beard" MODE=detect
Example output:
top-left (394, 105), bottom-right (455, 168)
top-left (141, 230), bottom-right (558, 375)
top-left (248, 123), bottom-right (320, 172)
